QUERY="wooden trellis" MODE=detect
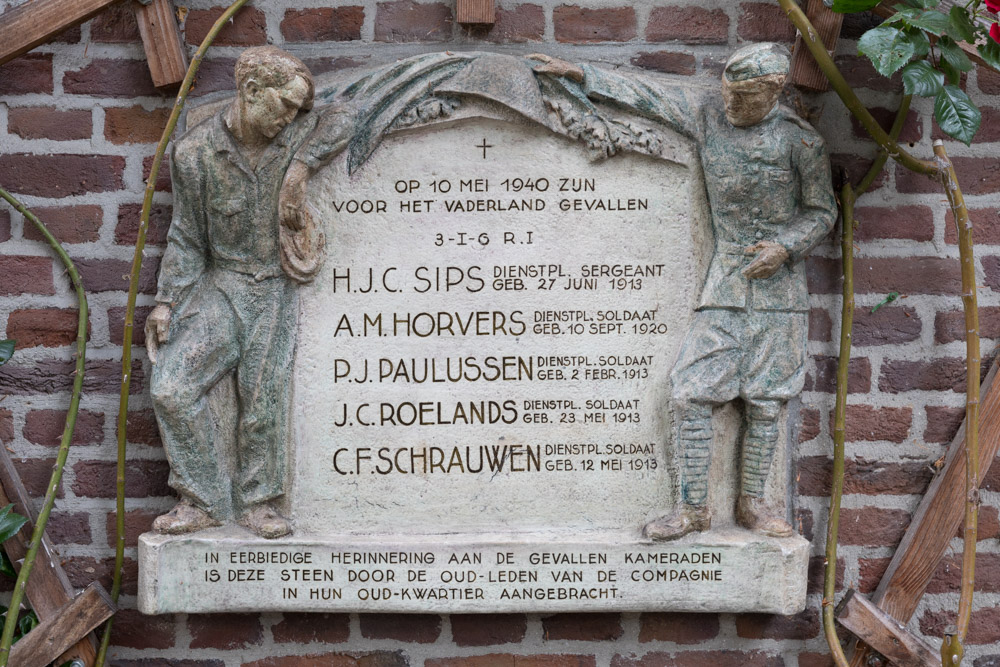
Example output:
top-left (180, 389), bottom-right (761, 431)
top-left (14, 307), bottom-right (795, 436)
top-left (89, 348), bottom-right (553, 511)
top-left (0, 448), bottom-right (115, 667)
top-left (0, 0), bottom-right (187, 88)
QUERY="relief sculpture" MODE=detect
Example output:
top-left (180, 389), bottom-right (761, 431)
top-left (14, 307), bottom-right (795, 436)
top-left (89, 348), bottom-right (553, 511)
top-left (534, 43), bottom-right (837, 540)
top-left (143, 46), bottom-right (828, 612)
top-left (146, 47), bottom-right (342, 538)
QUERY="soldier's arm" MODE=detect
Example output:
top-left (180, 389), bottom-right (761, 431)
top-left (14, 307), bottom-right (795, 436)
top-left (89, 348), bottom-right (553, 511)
top-left (281, 107), bottom-right (354, 230)
top-left (774, 132), bottom-right (837, 264)
top-left (146, 144), bottom-right (208, 361)
top-left (155, 144), bottom-right (208, 307)
top-left (578, 63), bottom-right (701, 139)
top-left (293, 105), bottom-right (354, 172)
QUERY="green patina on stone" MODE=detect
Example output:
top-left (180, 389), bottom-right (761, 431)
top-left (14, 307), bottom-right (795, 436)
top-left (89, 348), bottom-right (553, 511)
top-left (149, 45), bottom-right (834, 544)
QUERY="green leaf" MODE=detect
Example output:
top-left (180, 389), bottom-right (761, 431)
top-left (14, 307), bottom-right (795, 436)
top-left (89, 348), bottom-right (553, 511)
top-left (858, 26), bottom-right (917, 76)
top-left (0, 505), bottom-right (27, 544)
top-left (893, 6), bottom-right (951, 34)
top-left (938, 36), bottom-right (974, 71)
top-left (948, 6), bottom-right (977, 43)
top-left (902, 60), bottom-right (945, 95)
top-left (907, 28), bottom-right (931, 57)
top-left (906, 9), bottom-right (951, 34)
top-left (16, 610), bottom-right (38, 640)
top-left (0, 550), bottom-right (16, 579)
top-left (979, 39), bottom-right (1000, 71)
top-left (935, 84), bottom-right (981, 144)
top-left (831, 0), bottom-right (883, 12)
top-left (0, 340), bottom-right (13, 366)
top-left (940, 55), bottom-right (961, 84)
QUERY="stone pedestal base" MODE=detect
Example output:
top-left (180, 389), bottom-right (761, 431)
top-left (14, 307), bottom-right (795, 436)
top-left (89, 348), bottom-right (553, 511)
top-left (139, 527), bottom-right (809, 614)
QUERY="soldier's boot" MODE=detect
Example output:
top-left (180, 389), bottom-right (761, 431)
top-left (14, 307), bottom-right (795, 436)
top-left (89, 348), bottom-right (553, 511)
top-left (153, 499), bottom-right (221, 535)
top-left (240, 502), bottom-right (292, 539)
top-left (644, 402), bottom-right (712, 541)
top-left (736, 399), bottom-right (794, 538)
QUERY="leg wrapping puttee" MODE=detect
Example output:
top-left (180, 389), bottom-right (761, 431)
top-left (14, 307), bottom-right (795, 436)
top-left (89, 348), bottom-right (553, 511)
top-left (676, 402), bottom-right (713, 507)
top-left (741, 399), bottom-right (783, 498)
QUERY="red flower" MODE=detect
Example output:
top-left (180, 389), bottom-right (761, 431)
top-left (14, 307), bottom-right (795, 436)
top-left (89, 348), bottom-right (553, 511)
top-left (993, 22), bottom-right (1000, 43)
top-left (988, 0), bottom-right (1000, 13)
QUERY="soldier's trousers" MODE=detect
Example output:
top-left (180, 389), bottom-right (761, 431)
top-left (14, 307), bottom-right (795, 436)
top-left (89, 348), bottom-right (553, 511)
top-left (669, 308), bottom-right (807, 506)
top-left (150, 269), bottom-right (296, 518)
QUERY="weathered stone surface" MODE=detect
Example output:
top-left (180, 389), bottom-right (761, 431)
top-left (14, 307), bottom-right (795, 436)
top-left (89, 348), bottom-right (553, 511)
top-left (139, 529), bottom-right (809, 614)
top-left (142, 51), bottom-right (815, 615)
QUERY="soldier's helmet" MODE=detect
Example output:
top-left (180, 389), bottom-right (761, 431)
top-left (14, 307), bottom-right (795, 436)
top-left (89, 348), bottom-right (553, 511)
top-left (724, 43), bottom-right (791, 83)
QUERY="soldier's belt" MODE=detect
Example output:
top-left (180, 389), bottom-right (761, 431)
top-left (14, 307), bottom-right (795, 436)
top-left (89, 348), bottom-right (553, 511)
top-left (210, 258), bottom-right (285, 282)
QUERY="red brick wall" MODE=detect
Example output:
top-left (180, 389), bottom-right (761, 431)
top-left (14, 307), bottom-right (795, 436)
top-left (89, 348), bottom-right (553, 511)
top-left (1, 0), bottom-right (999, 665)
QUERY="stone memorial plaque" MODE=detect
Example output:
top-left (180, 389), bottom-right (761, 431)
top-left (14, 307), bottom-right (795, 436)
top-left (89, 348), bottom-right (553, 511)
top-left (140, 50), bottom-right (817, 615)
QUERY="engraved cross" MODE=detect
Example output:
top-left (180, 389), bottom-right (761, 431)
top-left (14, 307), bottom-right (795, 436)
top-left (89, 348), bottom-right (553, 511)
top-left (476, 138), bottom-right (493, 159)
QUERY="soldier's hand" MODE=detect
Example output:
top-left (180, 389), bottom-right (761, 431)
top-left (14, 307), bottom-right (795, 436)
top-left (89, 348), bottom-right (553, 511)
top-left (742, 241), bottom-right (789, 280)
top-left (527, 54), bottom-right (585, 83)
top-left (145, 303), bottom-right (172, 365)
top-left (280, 159), bottom-right (311, 232)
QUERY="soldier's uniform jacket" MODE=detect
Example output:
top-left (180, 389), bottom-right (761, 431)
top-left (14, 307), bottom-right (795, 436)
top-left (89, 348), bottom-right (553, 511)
top-left (156, 109), bottom-right (349, 306)
top-left (581, 65), bottom-right (836, 313)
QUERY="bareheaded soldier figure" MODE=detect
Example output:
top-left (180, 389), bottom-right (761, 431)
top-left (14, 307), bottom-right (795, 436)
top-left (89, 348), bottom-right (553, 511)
top-left (533, 43), bottom-right (836, 540)
top-left (146, 47), bottom-right (344, 539)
